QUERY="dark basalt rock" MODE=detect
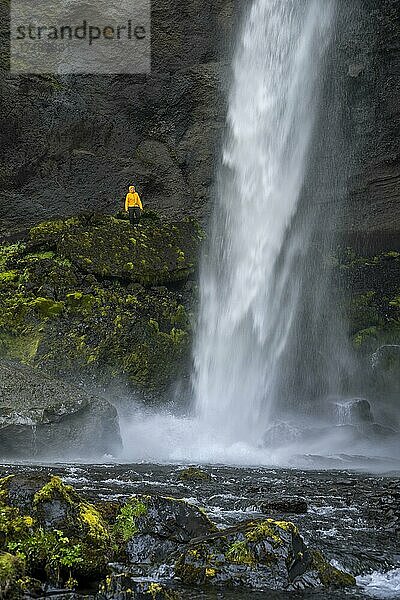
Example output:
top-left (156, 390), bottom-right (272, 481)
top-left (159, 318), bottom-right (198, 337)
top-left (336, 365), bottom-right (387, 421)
top-left (331, 398), bottom-right (374, 425)
top-left (115, 494), bottom-right (216, 565)
top-left (175, 519), bottom-right (355, 591)
top-left (0, 361), bottom-right (121, 460)
top-left (258, 498), bottom-right (308, 515)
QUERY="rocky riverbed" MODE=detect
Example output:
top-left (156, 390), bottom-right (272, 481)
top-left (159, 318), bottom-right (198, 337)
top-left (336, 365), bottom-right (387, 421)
top-left (0, 462), bottom-right (398, 599)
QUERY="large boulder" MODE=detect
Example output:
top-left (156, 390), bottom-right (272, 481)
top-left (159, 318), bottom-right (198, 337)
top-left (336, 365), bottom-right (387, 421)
top-left (175, 519), bottom-right (355, 592)
top-left (331, 398), bottom-right (374, 425)
top-left (0, 474), bottom-right (113, 590)
top-left (0, 361), bottom-right (121, 459)
top-left (114, 494), bottom-right (216, 564)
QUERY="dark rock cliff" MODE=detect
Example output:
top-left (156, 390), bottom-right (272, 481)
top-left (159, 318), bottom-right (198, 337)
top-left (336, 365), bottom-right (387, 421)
top-left (0, 0), bottom-right (398, 243)
top-left (0, 0), bottom-right (236, 237)
top-left (338, 0), bottom-right (400, 248)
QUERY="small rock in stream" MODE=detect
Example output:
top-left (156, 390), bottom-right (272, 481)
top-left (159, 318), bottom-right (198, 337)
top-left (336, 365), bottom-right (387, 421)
top-left (258, 497), bottom-right (308, 514)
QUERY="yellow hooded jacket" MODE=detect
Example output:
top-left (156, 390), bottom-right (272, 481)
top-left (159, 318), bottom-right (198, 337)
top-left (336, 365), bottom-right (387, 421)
top-left (125, 186), bottom-right (143, 212)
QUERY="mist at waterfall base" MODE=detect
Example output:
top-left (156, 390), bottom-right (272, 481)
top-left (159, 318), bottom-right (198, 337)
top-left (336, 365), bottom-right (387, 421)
top-left (121, 0), bottom-right (400, 468)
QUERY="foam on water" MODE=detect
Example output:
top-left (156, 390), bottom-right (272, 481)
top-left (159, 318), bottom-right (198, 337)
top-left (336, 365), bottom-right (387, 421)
top-left (357, 569), bottom-right (400, 599)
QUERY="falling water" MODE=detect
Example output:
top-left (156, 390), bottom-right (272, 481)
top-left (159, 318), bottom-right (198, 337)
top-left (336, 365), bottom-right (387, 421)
top-left (193, 0), bottom-right (337, 444)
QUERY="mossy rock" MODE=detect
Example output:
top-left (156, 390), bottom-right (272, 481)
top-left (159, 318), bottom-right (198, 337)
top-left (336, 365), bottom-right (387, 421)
top-left (0, 474), bottom-right (112, 588)
top-left (175, 519), bottom-right (355, 591)
top-left (177, 467), bottom-right (211, 482)
top-left (115, 493), bottom-right (216, 565)
top-left (29, 214), bottom-right (202, 287)
top-left (0, 552), bottom-right (28, 599)
top-left (311, 550), bottom-right (355, 587)
top-left (0, 213), bottom-right (200, 395)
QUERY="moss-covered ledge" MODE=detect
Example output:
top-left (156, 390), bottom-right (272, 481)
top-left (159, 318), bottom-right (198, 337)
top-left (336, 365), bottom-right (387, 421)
top-left (28, 212), bottom-right (204, 287)
top-left (0, 212), bottom-right (203, 395)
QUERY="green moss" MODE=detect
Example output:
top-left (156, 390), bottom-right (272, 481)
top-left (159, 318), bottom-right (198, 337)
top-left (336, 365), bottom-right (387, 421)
top-left (353, 326), bottom-right (379, 349)
top-left (226, 540), bottom-right (254, 565)
top-left (29, 218), bottom-right (79, 246)
top-left (79, 502), bottom-right (110, 544)
top-left (311, 551), bottom-right (355, 587)
top-left (245, 520), bottom-right (284, 546)
top-left (177, 467), bottom-right (211, 482)
top-left (0, 271), bottom-right (18, 284)
top-left (114, 498), bottom-right (148, 541)
top-left (274, 520), bottom-right (299, 535)
top-left (33, 476), bottom-right (75, 506)
top-left (26, 251), bottom-right (55, 261)
top-left (0, 505), bottom-right (34, 544)
top-left (0, 552), bottom-right (25, 598)
top-left (65, 292), bottom-right (97, 312)
top-left (146, 582), bottom-right (163, 598)
top-left (0, 243), bottom-right (25, 270)
top-left (348, 292), bottom-right (383, 334)
top-left (33, 297), bottom-right (64, 318)
top-left (0, 330), bottom-right (42, 363)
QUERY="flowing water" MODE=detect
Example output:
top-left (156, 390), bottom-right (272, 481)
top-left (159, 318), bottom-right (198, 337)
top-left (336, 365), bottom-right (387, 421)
top-left (120, 0), bottom-right (399, 464)
top-left (193, 0), bottom-right (339, 445)
top-left (2, 462), bottom-right (399, 599)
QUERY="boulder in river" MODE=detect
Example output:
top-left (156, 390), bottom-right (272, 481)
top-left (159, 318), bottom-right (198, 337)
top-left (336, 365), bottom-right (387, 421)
top-left (331, 398), bottom-right (373, 425)
top-left (0, 474), bottom-right (113, 591)
top-left (115, 493), bottom-right (216, 564)
top-left (0, 361), bottom-right (121, 459)
top-left (176, 466), bottom-right (211, 483)
top-left (175, 519), bottom-right (355, 591)
top-left (258, 498), bottom-right (308, 515)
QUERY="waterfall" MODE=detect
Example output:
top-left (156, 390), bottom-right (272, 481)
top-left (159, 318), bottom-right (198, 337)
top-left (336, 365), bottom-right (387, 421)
top-left (193, 0), bottom-right (336, 444)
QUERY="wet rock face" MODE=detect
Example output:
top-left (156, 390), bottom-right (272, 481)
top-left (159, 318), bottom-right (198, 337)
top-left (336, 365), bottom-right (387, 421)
top-left (337, 0), bottom-right (400, 245)
top-left (175, 519), bottom-right (354, 591)
top-left (0, 361), bottom-right (121, 459)
top-left (115, 494), bottom-right (216, 564)
top-left (331, 398), bottom-right (373, 425)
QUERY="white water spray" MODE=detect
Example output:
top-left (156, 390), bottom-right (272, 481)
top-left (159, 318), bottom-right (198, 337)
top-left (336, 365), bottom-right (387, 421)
top-left (193, 0), bottom-right (335, 443)
top-left (122, 0), bottom-right (400, 465)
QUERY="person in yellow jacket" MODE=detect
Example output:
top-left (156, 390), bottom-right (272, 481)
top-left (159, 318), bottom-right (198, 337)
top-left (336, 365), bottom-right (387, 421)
top-left (125, 185), bottom-right (143, 226)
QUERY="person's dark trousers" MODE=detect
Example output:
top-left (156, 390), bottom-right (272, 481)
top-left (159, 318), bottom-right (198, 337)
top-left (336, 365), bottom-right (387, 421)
top-left (128, 207), bottom-right (141, 226)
